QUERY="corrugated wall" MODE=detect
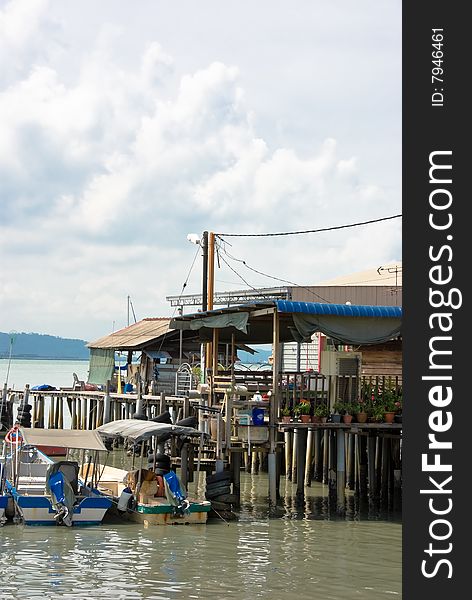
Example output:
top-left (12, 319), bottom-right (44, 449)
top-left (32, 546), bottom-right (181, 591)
top-left (290, 285), bottom-right (402, 306)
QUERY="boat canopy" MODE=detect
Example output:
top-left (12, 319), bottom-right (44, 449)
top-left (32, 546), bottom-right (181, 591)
top-left (96, 419), bottom-right (208, 443)
top-left (19, 428), bottom-right (108, 451)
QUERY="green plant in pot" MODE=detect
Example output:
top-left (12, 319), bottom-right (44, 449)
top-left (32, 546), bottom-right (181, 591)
top-left (294, 401), bottom-right (311, 423)
top-left (332, 400), bottom-right (346, 415)
top-left (330, 400), bottom-right (345, 423)
top-left (352, 400), bottom-right (368, 423)
top-left (314, 404), bottom-right (329, 422)
top-left (281, 405), bottom-right (291, 422)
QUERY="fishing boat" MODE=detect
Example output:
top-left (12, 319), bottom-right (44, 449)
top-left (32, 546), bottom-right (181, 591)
top-left (1, 426), bottom-right (112, 526)
top-left (93, 418), bottom-right (212, 525)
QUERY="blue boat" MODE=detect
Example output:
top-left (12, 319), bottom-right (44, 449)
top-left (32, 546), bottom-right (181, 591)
top-left (1, 427), bottom-right (112, 526)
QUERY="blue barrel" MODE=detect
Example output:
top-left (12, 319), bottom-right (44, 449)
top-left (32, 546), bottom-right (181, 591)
top-left (252, 407), bottom-right (265, 426)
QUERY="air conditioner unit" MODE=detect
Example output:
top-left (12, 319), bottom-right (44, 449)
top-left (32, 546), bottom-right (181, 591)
top-left (319, 351), bottom-right (362, 377)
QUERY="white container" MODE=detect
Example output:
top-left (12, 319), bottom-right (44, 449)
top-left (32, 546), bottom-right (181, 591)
top-left (117, 488), bottom-right (133, 511)
top-left (238, 425), bottom-right (269, 443)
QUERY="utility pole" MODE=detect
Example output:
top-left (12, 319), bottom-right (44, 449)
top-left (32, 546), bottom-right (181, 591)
top-left (201, 231), bottom-right (208, 311)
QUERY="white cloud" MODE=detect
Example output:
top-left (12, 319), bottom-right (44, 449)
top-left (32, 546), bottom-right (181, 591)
top-left (0, 0), bottom-right (401, 340)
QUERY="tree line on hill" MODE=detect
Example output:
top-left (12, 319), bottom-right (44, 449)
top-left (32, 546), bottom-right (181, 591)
top-left (0, 332), bottom-right (89, 360)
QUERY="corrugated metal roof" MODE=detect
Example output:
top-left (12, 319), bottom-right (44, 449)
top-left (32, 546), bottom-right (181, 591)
top-left (88, 318), bottom-right (171, 349)
top-left (275, 300), bottom-right (402, 318)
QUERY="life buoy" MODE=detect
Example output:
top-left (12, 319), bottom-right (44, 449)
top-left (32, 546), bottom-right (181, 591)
top-left (5, 426), bottom-right (22, 444)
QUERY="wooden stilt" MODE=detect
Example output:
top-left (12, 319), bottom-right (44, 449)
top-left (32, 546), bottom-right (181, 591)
top-left (367, 434), bottom-right (377, 504)
top-left (313, 429), bottom-right (321, 481)
top-left (304, 428), bottom-right (314, 487)
top-left (284, 430), bottom-right (292, 480)
top-left (295, 427), bottom-right (307, 502)
top-left (291, 429), bottom-right (298, 483)
top-left (336, 429), bottom-right (346, 514)
top-left (231, 451), bottom-right (241, 506)
top-left (380, 437), bottom-right (389, 508)
top-left (322, 430), bottom-right (329, 484)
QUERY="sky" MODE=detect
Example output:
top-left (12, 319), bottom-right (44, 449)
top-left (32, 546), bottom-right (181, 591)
top-left (0, 0), bottom-right (401, 342)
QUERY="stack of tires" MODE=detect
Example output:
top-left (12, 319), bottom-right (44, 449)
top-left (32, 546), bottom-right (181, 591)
top-left (16, 403), bottom-right (32, 428)
top-left (205, 471), bottom-right (237, 515)
top-left (147, 452), bottom-right (171, 475)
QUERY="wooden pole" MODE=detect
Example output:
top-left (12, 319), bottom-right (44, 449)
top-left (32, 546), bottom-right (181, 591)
top-left (103, 381), bottom-right (111, 424)
top-left (336, 429), bottom-right (346, 513)
top-left (295, 427), bottom-right (307, 502)
top-left (284, 430), bottom-right (292, 480)
top-left (291, 428), bottom-right (298, 483)
top-left (231, 451), bottom-right (241, 506)
top-left (367, 434), bottom-right (377, 504)
top-left (304, 428), bottom-right (314, 487)
top-left (268, 306), bottom-right (280, 505)
top-left (313, 429), bottom-right (321, 481)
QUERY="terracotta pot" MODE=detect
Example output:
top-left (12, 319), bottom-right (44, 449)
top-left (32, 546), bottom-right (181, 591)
top-left (342, 414), bottom-right (353, 424)
top-left (320, 416), bottom-right (328, 423)
top-left (384, 411), bottom-right (395, 424)
top-left (312, 415), bottom-right (321, 423)
top-left (300, 415), bottom-right (311, 423)
top-left (282, 416), bottom-right (291, 423)
top-left (355, 411), bottom-right (368, 424)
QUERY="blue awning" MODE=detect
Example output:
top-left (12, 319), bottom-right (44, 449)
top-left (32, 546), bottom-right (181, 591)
top-left (275, 300), bottom-right (402, 318)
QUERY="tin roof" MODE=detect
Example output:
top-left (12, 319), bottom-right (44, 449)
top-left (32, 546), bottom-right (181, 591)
top-left (87, 318), bottom-right (172, 350)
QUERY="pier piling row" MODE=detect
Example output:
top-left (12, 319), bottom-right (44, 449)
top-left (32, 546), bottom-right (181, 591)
top-left (3, 386), bottom-right (402, 514)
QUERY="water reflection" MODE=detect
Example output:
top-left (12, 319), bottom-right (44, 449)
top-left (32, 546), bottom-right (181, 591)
top-left (0, 472), bottom-right (401, 600)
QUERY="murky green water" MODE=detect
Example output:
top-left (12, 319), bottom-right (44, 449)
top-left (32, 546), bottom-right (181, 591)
top-left (1, 361), bottom-right (402, 598)
top-left (0, 472), bottom-right (401, 600)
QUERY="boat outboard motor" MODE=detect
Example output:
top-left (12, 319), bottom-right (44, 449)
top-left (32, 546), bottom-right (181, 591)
top-left (46, 471), bottom-right (74, 527)
top-left (163, 470), bottom-right (189, 516)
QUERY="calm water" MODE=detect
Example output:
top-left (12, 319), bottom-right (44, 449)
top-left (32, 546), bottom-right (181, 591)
top-left (0, 361), bottom-right (402, 599)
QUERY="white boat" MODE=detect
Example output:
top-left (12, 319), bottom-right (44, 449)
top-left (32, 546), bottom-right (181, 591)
top-left (1, 426), bottom-right (112, 526)
top-left (94, 419), bottom-right (211, 525)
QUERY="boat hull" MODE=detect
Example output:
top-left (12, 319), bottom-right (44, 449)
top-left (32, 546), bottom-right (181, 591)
top-left (15, 494), bottom-right (112, 526)
top-left (0, 495), bottom-right (7, 525)
top-left (108, 499), bottom-right (211, 526)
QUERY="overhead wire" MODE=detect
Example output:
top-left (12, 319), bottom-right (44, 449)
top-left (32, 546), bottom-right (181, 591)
top-left (216, 214), bottom-right (401, 238)
top-left (155, 245), bottom-right (201, 355)
top-left (217, 241), bottom-right (334, 304)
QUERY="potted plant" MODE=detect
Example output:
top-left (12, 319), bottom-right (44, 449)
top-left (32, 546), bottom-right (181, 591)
top-left (371, 404), bottom-right (385, 423)
top-left (341, 401), bottom-right (353, 424)
top-left (294, 401), bottom-right (311, 423)
top-left (352, 400), bottom-right (368, 423)
top-left (281, 406), bottom-right (291, 423)
top-left (330, 400), bottom-right (345, 423)
top-left (313, 404), bottom-right (329, 423)
top-left (383, 385), bottom-right (400, 423)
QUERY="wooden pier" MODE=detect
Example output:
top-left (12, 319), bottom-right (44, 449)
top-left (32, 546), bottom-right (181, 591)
top-left (2, 383), bottom-right (402, 516)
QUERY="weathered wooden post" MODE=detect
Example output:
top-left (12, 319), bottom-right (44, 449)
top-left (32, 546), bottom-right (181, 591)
top-left (284, 429), bottom-right (292, 480)
top-left (336, 429), bottom-right (346, 513)
top-left (304, 428), bottom-right (314, 486)
top-left (367, 433), bottom-right (377, 504)
top-left (268, 306), bottom-right (280, 506)
top-left (231, 451), bottom-right (241, 506)
top-left (295, 427), bottom-right (308, 503)
top-left (180, 443), bottom-right (188, 491)
top-left (103, 381), bottom-right (111, 424)
top-left (313, 429), bottom-right (322, 481)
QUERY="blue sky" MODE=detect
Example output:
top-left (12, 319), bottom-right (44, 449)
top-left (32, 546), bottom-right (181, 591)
top-left (0, 0), bottom-right (401, 340)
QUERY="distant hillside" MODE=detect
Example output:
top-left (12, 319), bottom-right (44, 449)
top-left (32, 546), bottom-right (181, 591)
top-left (0, 332), bottom-right (89, 360)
